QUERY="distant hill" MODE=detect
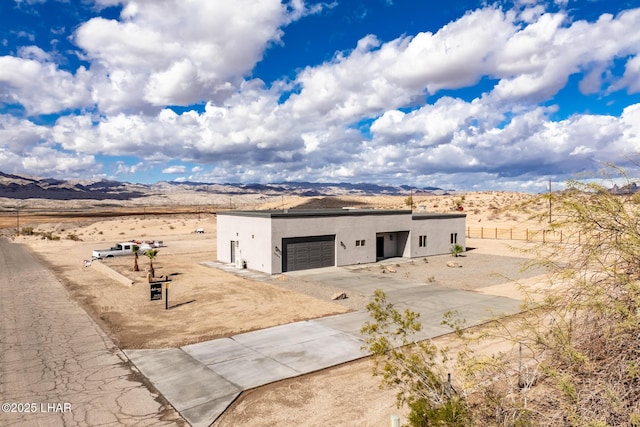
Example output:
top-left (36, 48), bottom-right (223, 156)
top-left (0, 171), bottom-right (146, 200)
top-left (0, 171), bottom-right (449, 201)
top-left (172, 181), bottom-right (447, 196)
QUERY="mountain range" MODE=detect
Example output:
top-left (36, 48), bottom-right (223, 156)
top-left (0, 171), bottom-right (448, 201)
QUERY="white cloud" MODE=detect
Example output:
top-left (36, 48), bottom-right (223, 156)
top-left (0, 56), bottom-right (93, 115)
top-left (17, 45), bottom-right (51, 61)
top-left (0, 115), bottom-right (49, 153)
top-left (388, 7), bottom-right (516, 93)
top-left (73, 0), bottom-right (311, 111)
top-left (162, 165), bottom-right (186, 174)
top-left (0, 115), bottom-right (98, 177)
top-left (3, 1), bottom-right (640, 189)
top-left (610, 55), bottom-right (640, 94)
top-left (114, 161), bottom-right (146, 176)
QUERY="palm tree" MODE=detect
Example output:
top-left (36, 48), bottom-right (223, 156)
top-left (450, 244), bottom-right (464, 257)
top-left (131, 244), bottom-right (140, 271)
top-left (145, 249), bottom-right (159, 278)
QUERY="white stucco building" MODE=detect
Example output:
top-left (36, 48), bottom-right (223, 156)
top-left (216, 209), bottom-right (466, 274)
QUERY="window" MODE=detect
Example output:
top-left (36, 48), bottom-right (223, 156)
top-left (355, 239), bottom-right (366, 247)
top-left (419, 235), bottom-right (427, 247)
top-left (450, 233), bottom-right (458, 244)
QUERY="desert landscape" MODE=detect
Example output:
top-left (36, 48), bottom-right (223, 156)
top-left (1, 189), bottom-right (551, 426)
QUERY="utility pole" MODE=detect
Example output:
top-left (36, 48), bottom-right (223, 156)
top-left (548, 179), bottom-right (552, 223)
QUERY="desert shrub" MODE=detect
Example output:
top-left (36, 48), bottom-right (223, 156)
top-left (20, 227), bottom-right (34, 235)
top-left (361, 290), bottom-right (472, 427)
top-left (450, 244), bottom-right (464, 257)
top-left (361, 168), bottom-right (640, 426)
top-left (519, 173), bottom-right (640, 425)
top-left (405, 195), bottom-right (415, 208)
top-left (66, 233), bottom-right (81, 241)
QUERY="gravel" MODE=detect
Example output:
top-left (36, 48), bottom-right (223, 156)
top-left (266, 251), bottom-right (546, 312)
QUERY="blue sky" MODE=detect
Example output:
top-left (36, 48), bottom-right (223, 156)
top-left (2, 0), bottom-right (640, 191)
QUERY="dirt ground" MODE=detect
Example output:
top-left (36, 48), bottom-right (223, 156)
top-left (4, 192), bottom-right (551, 427)
top-left (14, 215), bottom-right (353, 349)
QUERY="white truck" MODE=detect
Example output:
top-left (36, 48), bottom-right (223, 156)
top-left (92, 242), bottom-right (138, 259)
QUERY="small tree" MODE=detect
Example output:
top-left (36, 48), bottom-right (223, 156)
top-left (450, 244), bottom-right (464, 257)
top-left (131, 244), bottom-right (140, 272)
top-left (144, 249), bottom-right (158, 278)
top-left (405, 195), bottom-right (415, 208)
top-left (361, 290), bottom-right (470, 426)
top-left (453, 196), bottom-right (465, 211)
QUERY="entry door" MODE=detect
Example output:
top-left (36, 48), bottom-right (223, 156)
top-left (376, 236), bottom-right (384, 258)
top-left (230, 241), bottom-right (236, 263)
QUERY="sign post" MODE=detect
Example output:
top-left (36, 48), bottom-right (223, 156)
top-left (165, 282), bottom-right (170, 310)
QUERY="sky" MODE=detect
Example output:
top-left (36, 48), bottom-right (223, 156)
top-left (2, 0), bottom-right (640, 192)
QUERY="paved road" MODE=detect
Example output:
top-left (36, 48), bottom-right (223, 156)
top-left (0, 238), bottom-right (184, 427)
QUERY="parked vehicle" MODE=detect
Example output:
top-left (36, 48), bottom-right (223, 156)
top-left (92, 242), bottom-right (137, 259)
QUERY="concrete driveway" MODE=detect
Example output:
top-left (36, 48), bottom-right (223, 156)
top-left (284, 261), bottom-right (523, 340)
top-left (126, 257), bottom-right (525, 426)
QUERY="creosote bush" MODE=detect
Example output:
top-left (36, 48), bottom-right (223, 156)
top-left (517, 171), bottom-right (640, 425)
top-left (361, 166), bottom-right (640, 426)
top-left (361, 290), bottom-right (471, 426)
top-left (20, 227), bottom-right (34, 235)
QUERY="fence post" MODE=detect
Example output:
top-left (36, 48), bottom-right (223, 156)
top-left (481, 227), bottom-right (484, 239)
top-left (526, 229), bottom-right (528, 241)
top-left (510, 228), bottom-right (513, 240)
top-left (495, 227), bottom-right (497, 239)
top-left (543, 230), bottom-right (546, 243)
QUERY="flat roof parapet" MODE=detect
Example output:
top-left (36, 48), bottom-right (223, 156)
top-left (412, 212), bottom-right (466, 219)
top-left (217, 209), bottom-right (465, 219)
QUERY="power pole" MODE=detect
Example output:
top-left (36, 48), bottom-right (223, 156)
top-left (548, 179), bottom-right (552, 223)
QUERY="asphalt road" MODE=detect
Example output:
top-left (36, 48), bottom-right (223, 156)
top-left (0, 238), bottom-right (184, 427)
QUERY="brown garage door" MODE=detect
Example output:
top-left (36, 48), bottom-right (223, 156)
top-left (282, 235), bottom-right (335, 272)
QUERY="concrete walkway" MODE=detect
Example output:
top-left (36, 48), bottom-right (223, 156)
top-left (125, 262), bottom-right (523, 427)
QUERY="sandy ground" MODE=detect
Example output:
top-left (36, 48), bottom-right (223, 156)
top-left (15, 215), bottom-right (353, 349)
top-left (6, 192), bottom-right (550, 426)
